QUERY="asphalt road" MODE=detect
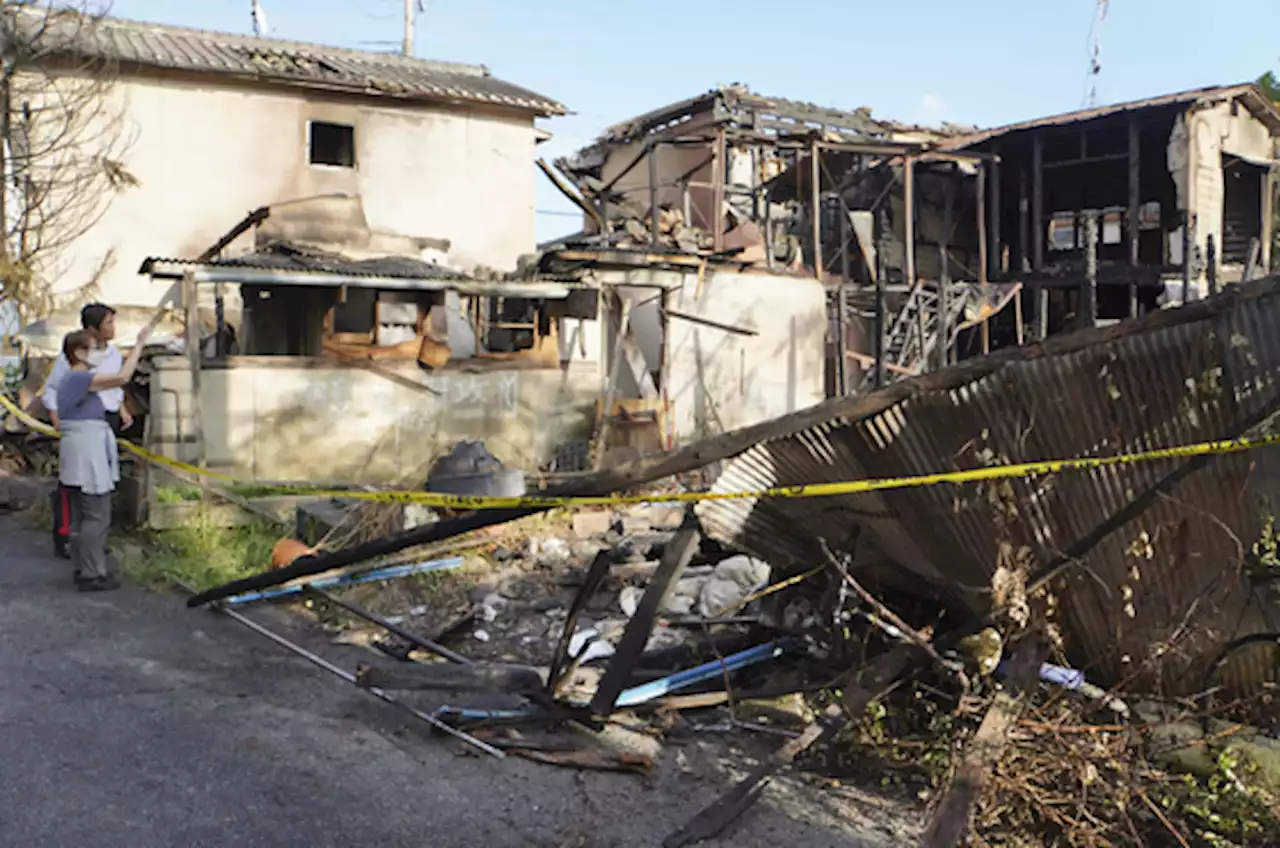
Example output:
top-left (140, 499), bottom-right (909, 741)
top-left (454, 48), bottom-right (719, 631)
top-left (0, 514), bottom-right (910, 848)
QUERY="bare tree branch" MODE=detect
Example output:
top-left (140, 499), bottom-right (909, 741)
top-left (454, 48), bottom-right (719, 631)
top-left (0, 1), bottom-right (138, 320)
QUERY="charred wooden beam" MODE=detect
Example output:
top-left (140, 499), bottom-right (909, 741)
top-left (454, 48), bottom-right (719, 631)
top-left (590, 513), bottom-right (701, 715)
top-left (354, 661), bottom-right (543, 694)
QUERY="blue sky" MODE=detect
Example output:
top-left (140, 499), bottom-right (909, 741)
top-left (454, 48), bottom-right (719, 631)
top-left (110, 0), bottom-right (1280, 242)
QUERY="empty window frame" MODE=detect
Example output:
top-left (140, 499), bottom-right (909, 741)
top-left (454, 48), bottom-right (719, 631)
top-left (309, 121), bottom-right (355, 167)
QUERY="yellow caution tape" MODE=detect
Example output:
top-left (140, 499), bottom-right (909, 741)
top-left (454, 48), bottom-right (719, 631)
top-left (4, 392), bottom-right (1278, 510)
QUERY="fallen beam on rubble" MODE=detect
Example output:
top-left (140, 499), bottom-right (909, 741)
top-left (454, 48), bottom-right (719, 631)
top-left (354, 660), bottom-right (544, 694)
top-left (663, 642), bottom-right (920, 848)
top-left (186, 276), bottom-right (1280, 609)
top-left (919, 692), bottom-right (1023, 847)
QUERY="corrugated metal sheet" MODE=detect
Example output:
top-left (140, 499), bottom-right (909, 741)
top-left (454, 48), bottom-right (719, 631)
top-left (698, 282), bottom-right (1280, 697)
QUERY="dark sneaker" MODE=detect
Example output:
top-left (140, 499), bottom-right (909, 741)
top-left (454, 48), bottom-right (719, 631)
top-left (78, 577), bottom-right (121, 592)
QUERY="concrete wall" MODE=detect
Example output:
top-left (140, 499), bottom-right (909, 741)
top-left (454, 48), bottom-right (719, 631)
top-left (149, 357), bottom-right (599, 483)
top-left (1169, 101), bottom-right (1276, 285)
top-left (601, 268), bottom-right (827, 443)
top-left (42, 70), bottom-right (538, 309)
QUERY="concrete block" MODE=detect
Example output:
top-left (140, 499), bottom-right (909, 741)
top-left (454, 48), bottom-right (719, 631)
top-left (645, 504), bottom-right (686, 530)
top-left (572, 510), bottom-right (614, 539)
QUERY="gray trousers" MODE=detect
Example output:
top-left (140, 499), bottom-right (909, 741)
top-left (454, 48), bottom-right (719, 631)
top-left (68, 488), bottom-right (113, 581)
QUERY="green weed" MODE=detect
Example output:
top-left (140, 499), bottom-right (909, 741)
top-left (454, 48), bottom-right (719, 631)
top-left (125, 507), bottom-right (279, 592)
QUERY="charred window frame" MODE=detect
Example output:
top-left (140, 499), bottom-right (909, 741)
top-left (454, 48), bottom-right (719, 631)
top-left (309, 121), bottom-right (356, 168)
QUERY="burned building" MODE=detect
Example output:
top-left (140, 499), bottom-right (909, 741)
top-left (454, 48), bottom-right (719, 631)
top-left (944, 83), bottom-right (1280, 335)
top-left (551, 85), bottom-right (1014, 396)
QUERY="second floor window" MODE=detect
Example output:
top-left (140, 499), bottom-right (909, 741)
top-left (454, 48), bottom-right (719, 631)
top-left (309, 121), bottom-right (355, 168)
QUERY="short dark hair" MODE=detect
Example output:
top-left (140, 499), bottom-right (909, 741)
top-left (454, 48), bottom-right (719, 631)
top-left (80, 302), bottom-right (116, 331)
top-left (62, 330), bottom-right (94, 362)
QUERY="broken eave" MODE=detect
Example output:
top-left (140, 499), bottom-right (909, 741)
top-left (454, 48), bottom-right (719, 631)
top-left (141, 260), bottom-right (582, 299)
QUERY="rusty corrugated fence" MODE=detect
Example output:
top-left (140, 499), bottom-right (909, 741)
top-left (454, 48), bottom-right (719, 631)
top-left (698, 280), bottom-right (1280, 696)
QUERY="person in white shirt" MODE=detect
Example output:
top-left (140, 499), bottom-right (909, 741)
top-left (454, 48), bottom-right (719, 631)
top-left (42, 302), bottom-right (133, 433)
top-left (42, 302), bottom-right (134, 561)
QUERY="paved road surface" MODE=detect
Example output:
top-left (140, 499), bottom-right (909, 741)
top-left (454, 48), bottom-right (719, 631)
top-left (0, 515), bottom-right (908, 847)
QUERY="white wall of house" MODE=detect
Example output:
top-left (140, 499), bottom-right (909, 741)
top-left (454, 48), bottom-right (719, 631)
top-left (47, 71), bottom-right (539, 309)
top-left (603, 268), bottom-right (827, 443)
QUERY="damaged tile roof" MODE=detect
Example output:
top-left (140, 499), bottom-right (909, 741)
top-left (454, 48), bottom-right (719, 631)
top-left (141, 241), bottom-right (466, 281)
top-left (22, 9), bottom-right (565, 116)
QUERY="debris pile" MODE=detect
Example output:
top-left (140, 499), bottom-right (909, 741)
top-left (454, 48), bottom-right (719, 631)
top-left (184, 277), bottom-right (1280, 845)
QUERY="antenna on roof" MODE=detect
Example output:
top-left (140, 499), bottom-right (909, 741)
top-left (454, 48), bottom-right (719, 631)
top-left (251, 0), bottom-right (269, 37)
top-left (1084, 0), bottom-right (1109, 107)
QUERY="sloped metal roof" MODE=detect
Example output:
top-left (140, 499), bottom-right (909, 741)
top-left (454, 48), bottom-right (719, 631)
top-left (19, 9), bottom-right (565, 116)
top-left (697, 278), bottom-right (1280, 698)
top-left (941, 83), bottom-right (1280, 150)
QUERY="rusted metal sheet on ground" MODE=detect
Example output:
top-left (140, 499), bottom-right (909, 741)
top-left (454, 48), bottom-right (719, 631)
top-left (698, 281), bottom-right (1280, 696)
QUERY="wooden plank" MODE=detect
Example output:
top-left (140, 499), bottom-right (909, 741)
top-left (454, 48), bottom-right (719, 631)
top-left (919, 693), bottom-right (1023, 847)
top-left (589, 512), bottom-right (700, 715)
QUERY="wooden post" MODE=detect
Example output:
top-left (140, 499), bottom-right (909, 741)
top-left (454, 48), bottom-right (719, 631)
top-left (989, 157), bottom-right (1001, 277)
top-left (712, 128), bottom-right (727, 252)
top-left (1032, 133), bottom-right (1046, 339)
top-left (648, 142), bottom-right (661, 245)
top-left (904, 156), bottom-right (916, 289)
top-left (938, 164), bottom-right (954, 370)
top-left (1018, 168), bottom-right (1029, 273)
top-left (837, 198), bottom-right (850, 394)
top-left (976, 162), bottom-right (988, 285)
top-left (1127, 114), bottom-right (1141, 318)
top-left (1181, 212), bottom-right (1194, 304)
top-left (593, 292), bottom-right (633, 471)
top-left (1263, 166), bottom-right (1275, 273)
top-left (1083, 213), bottom-right (1098, 329)
top-left (181, 271), bottom-right (207, 496)
top-left (810, 138), bottom-right (822, 280)
top-left (1206, 234), bottom-right (1218, 296)
top-left (874, 207), bottom-right (888, 388)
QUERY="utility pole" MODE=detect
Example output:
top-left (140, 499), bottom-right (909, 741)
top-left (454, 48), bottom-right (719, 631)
top-left (402, 0), bottom-right (415, 56)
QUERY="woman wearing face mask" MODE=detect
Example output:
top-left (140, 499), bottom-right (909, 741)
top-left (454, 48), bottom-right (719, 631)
top-left (56, 324), bottom-right (150, 592)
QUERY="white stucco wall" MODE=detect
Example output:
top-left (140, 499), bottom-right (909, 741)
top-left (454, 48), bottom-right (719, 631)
top-left (1168, 101), bottom-right (1275, 286)
top-left (42, 71), bottom-right (538, 309)
top-left (601, 268), bottom-right (827, 443)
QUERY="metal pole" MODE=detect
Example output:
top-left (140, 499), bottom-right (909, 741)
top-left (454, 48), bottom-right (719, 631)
top-left (308, 587), bottom-right (474, 666)
top-left (194, 592), bottom-right (503, 759)
top-left (402, 0), bottom-right (414, 56)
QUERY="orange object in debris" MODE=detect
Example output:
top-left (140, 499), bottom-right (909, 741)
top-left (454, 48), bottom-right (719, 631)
top-left (269, 538), bottom-right (314, 569)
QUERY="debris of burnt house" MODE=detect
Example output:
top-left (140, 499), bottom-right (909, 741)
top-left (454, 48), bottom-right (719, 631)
top-left (941, 83), bottom-right (1280, 340)
top-left (548, 85), bottom-right (1022, 396)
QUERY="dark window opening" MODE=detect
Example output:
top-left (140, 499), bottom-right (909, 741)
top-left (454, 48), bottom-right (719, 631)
top-left (332, 288), bottom-right (376, 334)
top-left (309, 121), bottom-right (355, 167)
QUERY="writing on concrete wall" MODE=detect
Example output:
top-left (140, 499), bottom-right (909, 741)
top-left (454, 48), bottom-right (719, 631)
top-left (445, 372), bottom-right (519, 420)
